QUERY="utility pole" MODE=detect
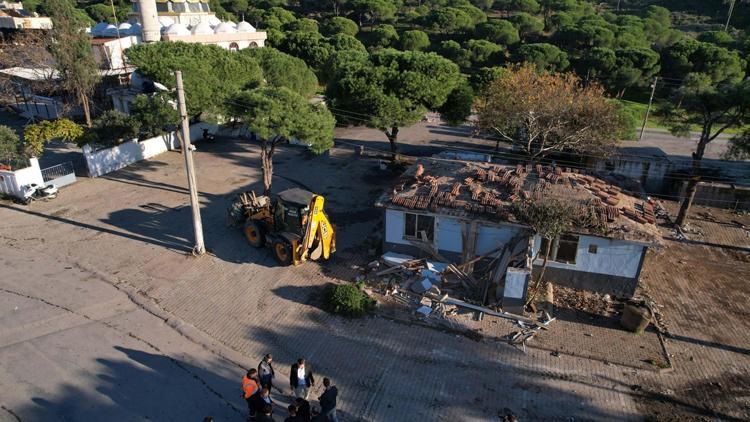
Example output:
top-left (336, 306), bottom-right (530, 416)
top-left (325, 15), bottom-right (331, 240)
top-left (639, 76), bottom-right (658, 142)
top-left (725, 0), bottom-right (736, 31)
top-left (175, 70), bottom-right (206, 255)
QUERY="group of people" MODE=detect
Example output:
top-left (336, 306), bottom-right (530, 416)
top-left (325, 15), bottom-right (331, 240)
top-left (241, 354), bottom-right (339, 422)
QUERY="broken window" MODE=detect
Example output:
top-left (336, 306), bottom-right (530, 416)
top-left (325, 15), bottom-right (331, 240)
top-left (538, 234), bottom-right (579, 264)
top-left (404, 212), bottom-right (434, 241)
top-left (588, 244), bottom-right (598, 254)
top-left (555, 235), bottom-right (579, 264)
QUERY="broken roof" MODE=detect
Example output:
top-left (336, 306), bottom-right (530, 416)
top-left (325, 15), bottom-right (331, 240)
top-left (375, 159), bottom-right (662, 245)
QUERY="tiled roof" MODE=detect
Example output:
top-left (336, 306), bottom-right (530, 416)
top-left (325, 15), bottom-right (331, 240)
top-left (375, 159), bottom-right (662, 244)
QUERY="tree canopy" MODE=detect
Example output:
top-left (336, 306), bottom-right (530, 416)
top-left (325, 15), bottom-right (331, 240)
top-left (227, 86), bottom-right (335, 193)
top-left (326, 49), bottom-right (462, 152)
top-left (127, 42), bottom-right (263, 116)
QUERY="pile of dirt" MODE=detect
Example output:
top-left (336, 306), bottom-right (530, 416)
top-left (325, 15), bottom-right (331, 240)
top-left (552, 283), bottom-right (614, 317)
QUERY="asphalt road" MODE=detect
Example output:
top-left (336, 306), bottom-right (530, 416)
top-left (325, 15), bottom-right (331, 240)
top-left (0, 246), bottom-right (247, 422)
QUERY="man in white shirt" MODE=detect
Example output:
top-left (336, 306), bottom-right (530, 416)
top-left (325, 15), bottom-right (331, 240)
top-left (290, 358), bottom-right (315, 400)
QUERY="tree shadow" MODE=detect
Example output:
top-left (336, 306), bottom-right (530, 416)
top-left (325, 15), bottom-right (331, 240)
top-left (242, 306), bottom-right (643, 421)
top-left (14, 346), bottom-right (247, 421)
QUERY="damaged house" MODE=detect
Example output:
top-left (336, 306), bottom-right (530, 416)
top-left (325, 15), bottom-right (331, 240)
top-left (375, 159), bottom-right (661, 303)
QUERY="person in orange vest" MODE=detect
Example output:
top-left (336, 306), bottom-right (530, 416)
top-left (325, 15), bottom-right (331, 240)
top-left (242, 368), bottom-right (261, 420)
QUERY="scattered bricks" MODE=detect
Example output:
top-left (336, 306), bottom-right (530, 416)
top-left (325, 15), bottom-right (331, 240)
top-left (429, 183), bottom-right (438, 198)
top-left (508, 194), bottom-right (520, 202)
top-left (606, 205), bottom-right (619, 222)
top-left (487, 170), bottom-right (497, 182)
top-left (597, 191), bottom-right (610, 200)
top-left (555, 167), bottom-right (563, 176)
top-left (464, 177), bottom-right (474, 185)
top-left (476, 168), bottom-right (487, 181)
top-left (592, 197), bottom-right (603, 206)
top-left (606, 196), bottom-right (620, 206)
top-left (525, 163), bottom-right (532, 173)
top-left (450, 182), bottom-right (461, 197)
top-left (522, 190), bottom-right (531, 200)
top-left (394, 182), bottom-right (405, 192)
top-left (516, 164), bottom-right (524, 174)
top-left (565, 167), bottom-right (571, 173)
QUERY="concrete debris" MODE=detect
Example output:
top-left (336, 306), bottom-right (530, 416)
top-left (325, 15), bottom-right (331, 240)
top-left (425, 261), bottom-right (449, 273)
top-left (411, 278), bottom-right (433, 294)
top-left (420, 297), bottom-right (433, 307)
top-left (416, 305), bottom-right (432, 316)
top-left (382, 252), bottom-right (415, 266)
top-left (367, 260), bottom-right (380, 269)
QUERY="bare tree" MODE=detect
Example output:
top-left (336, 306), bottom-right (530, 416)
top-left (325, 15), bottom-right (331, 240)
top-left (475, 64), bottom-right (630, 162)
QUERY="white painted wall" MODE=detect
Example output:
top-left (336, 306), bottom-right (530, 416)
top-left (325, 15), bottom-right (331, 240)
top-left (83, 123), bottom-right (217, 177)
top-left (0, 158), bottom-right (45, 198)
top-left (476, 224), bottom-right (523, 255)
top-left (531, 234), bottom-right (645, 278)
top-left (436, 216), bottom-right (462, 253)
top-left (384, 209), bottom-right (410, 246)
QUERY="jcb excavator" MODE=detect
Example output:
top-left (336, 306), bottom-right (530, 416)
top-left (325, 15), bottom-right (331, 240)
top-left (228, 188), bottom-right (336, 265)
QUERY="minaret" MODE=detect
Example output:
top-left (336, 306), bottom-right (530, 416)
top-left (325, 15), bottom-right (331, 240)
top-left (138, 0), bottom-right (160, 42)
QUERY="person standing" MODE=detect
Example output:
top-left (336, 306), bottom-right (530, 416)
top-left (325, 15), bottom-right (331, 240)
top-left (289, 358), bottom-right (315, 400)
top-left (318, 378), bottom-right (339, 422)
top-left (258, 354), bottom-right (276, 391)
top-left (242, 369), bottom-right (261, 420)
top-left (284, 404), bottom-right (300, 422)
top-left (253, 388), bottom-right (274, 417)
top-left (295, 397), bottom-right (311, 422)
top-left (255, 404), bottom-right (274, 422)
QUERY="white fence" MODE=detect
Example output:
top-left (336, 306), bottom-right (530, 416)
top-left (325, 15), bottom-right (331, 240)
top-left (0, 158), bottom-right (45, 199)
top-left (83, 123), bottom-right (217, 178)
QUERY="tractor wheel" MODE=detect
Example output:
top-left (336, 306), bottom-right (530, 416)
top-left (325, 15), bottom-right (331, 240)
top-left (244, 220), bottom-right (265, 248)
top-left (273, 241), bottom-right (293, 266)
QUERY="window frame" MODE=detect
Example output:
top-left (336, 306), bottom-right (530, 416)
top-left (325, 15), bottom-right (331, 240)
top-left (538, 234), bottom-right (579, 265)
top-left (403, 212), bottom-right (434, 242)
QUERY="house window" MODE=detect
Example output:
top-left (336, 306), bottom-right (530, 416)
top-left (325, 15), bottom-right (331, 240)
top-left (404, 212), bottom-right (434, 241)
top-left (588, 244), bottom-right (598, 254)
top-left (229, 42), bottom-right (239, 52)
top-left (539, 234), bottom-right (579, 264)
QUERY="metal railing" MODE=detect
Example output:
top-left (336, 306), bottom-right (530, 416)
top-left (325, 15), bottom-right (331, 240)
top-left (41, 161), bottom-right (75, 183)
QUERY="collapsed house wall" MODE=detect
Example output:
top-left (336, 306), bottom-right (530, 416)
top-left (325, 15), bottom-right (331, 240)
top-left (530, 235), bottom-right (647, 297)
top-left (383, 209), bottom-right (524, 261)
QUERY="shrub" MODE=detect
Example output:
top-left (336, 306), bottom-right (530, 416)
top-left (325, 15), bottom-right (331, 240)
top-left (324, 282), bottom-right (375, 317)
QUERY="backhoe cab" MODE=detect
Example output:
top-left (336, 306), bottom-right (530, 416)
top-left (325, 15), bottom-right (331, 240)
top-left (228, 188), bottom-right (336, 265)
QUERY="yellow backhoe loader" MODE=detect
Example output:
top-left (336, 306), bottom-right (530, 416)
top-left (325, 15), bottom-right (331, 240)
top-left (228, 188), bottom-right (336, 265)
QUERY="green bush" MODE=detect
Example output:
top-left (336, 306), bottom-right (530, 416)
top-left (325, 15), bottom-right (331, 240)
top-left (325, 282), bottom-right (375, 317)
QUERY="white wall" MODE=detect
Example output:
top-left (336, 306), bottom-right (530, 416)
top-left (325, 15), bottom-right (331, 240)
top-left (384, 209), bottom-right (409, 246)
top-left (0, 158), bottom-right (45, 198)
top-left (436, 216), bottom-right (462, 253)
top-left (476, 223), bottom-right (523, 255)
top-left (83, 123), bottom-right (217, 177)
top-left (531, 234), bottom-right (645, 278)
top-left (385, 209), bottom-right (522, 256)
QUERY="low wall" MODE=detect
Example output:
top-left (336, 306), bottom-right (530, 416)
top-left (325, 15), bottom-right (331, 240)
top-left (0, 158), bottom-right (45, 199)
top-left (83, 123), bottom-right (218, 178)
top-left (683, 181), bottom-right (750, 211)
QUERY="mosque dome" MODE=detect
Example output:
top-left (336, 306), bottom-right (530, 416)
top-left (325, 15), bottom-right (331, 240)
top-left (207, 16), bottom-right (221, 27)
top-left (102, 24), bottom-right (118, 37)
top-left (236, 21), bottom-right (255, 32)
top-left (92, 22), bottom-right (109, 37)
top-left (191, 21), bottom-right (213, 35)
top-left (164, 23), bottom-right (190, 36)
top-left (214, 21), bottom-right (237, 34)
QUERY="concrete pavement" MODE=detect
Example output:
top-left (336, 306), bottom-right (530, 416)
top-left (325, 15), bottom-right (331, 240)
top-left (0, 246), bottom-right (247, 421)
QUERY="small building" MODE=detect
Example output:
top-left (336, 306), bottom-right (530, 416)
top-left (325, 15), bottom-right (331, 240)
top-left (375, 159), bottom-right (661, 298)
top-left (0, 2), bottom-right (52, 31)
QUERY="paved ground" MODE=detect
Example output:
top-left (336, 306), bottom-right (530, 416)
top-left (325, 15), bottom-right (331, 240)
top-left (0, 135), bottom-right (748, 420)
top-left (0, 246), bottom-right (246, 421)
